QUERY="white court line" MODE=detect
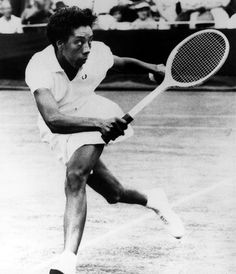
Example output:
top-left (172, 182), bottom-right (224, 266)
top-left (140, 114), bottom-right (236, 119)
top-left (27, 179), bottom-right (233, 273)
top-left (134, 125), bottom-right (236, 130)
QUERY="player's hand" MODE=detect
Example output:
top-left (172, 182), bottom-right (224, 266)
top-left (149, 64), bottom-right (166, 84)
top-left (99, 117), bottom-right (128, 141)
top-left (155, 64), bottom-right (165, 76)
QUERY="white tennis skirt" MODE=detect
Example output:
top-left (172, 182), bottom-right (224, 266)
top-left (41, 95), bottom-right (133, 164)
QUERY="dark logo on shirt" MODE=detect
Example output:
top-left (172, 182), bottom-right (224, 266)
top-left (82, 74), bottom-right (87, 80)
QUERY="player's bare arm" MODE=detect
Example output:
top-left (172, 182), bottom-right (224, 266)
top-left (113, 55), bottom-right (165, 76)
top-left (34, 88), bottom-right (127, 138)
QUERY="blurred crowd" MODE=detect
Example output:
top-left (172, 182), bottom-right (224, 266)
top-left (0, 0), bottom-right (236, 33)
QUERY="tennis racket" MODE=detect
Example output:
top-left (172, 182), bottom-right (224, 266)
top-left (102, 29), bottom-right (230, 143)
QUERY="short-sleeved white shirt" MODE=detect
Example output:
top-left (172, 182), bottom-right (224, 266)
top-left (26, 41), bottom-right (114, 111)
top-left (25, 41), bottom-right (133, 163)
top-left (26, 41), bottom-right (114, 139)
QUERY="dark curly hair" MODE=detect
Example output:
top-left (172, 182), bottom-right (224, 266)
top-left (47, 7), bottom-right (96, 49)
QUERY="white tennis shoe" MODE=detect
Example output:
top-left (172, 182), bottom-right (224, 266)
top-left (146, 188), bottom-right (185, 239)
top-left (50, 250), bottom-right (77, 274)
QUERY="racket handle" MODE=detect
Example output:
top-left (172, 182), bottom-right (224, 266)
top-left (101, 113), bottom-right (134, 144)
top-left (101, 134), bottom-right (111, 144)
top-left (122, 113), bottom-right (134, 124)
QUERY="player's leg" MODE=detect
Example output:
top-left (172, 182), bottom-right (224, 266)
top-left (87, 159), bottom-right (185, 239)
top-left (64, 144), bottom-right (104, 253)
top-left (87, 159), bottom-right (147, 205)
top-left (50, 144), bottom-right (104, 274)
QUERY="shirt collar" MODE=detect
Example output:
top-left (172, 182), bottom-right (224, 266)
top-left (45, 45), bottom-right (64, 72)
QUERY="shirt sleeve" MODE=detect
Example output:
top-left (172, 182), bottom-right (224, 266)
top-left (25, 55), bottom-right (53, 94)
top-left (95, 42), bottom-right (114, 70)
top-left (103, 43), bottom-right (114, 69)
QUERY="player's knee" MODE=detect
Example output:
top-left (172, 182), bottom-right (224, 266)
top-left (106, 185), bottom-right (124, 204)
top-left (66, 168), bottom-right (88, 194)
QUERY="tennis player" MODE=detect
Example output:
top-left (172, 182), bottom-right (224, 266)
top-left (25, 7), bottom-right (185, 274)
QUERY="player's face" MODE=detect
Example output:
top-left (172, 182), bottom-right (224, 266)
top-left (61, 26), bottom-right (93, 69)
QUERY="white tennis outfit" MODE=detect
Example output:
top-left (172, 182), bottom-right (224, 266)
top-left (25, 42), bottom-right (133, 164)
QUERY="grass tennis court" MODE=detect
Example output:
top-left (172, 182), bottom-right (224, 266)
top-left (0, 89), bottom-right (236, 274)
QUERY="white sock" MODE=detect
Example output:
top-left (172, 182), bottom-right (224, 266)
top-left (51, 250), bottom-right (77, 274)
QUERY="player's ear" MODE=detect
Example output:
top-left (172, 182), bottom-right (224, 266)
top-left (56, 40), bottom-right (64, 51)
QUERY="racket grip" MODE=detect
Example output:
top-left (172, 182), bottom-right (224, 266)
top-left (101, 113), bottom-right (134, 144)
top-left (122, 113), bottom-right (134, 124)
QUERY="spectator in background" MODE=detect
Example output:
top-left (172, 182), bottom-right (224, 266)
top-left (150, 2), bottom-right (172, 29)
top-left (131, 1), bottom-right (157, 29)
top-left (110, 5), bottom-right (134, 29)
top-left (21, 0), bottom-right (53, 24)
top-left (210, 1), bottom-right (230, 28)
top-left (118, 3), bottom-right (137, 22)
top-left (0, 0), bottom-right (22, 33)
top-left (94, 1), bottom-right (134, 30)
top-left (53, 1), bottom-right (67, 12)
top-left (94, 13), bottom-right (115, 30)
top-left (153, 0), bottom-right (177, 22)
top-left (110, 5), bottom-right (123, 22)
top-left (179, 0), bottom-right (230, 28)
top-left (227, 12), bottom-right (236, 27)
top-left (225, 0), bottom-right (236, 17)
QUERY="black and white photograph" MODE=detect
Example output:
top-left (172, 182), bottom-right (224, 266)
top-left (0, 0), bottom-right (236, 273)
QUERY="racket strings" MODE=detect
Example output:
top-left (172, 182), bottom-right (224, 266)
top-left (171, 32), bottom-right (227, 83)
top-left (172, 34), bottom-right (225, 82)
top-left (173, 35), bottom-right (225, 82)
top-left (174, 37), bottom-right (222, 82)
